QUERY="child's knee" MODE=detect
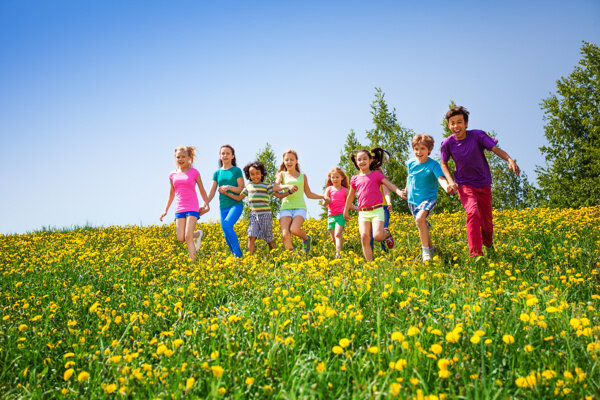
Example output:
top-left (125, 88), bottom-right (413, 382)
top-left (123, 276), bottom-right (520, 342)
top-left (290, 227), bottom-right (303, 237)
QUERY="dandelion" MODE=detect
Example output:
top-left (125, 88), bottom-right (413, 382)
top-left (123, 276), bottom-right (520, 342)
top-left (211, 365), bottom-right (224, 378)
top-left (18, 324), bottom-right (27, 332)
top-left (104, 383), bottom-right (117, 394)
top-left (368, 346), bottom-right (379, 354)
top-left (316, 362), bottom-right (325, 373)
top-left (332, 346), bottom-right (343, 354)
top-left (430, 344), bottom-right (442, 354)
top-left (390, 382), bottom-right (401, 396)
top-left (407, 326), bottom-right (420, 336)
top-left (502, 334), bottom-right (515, 344)
top-left (339, 338), bottom-right (350, 348)
top-left (185, 377), bottom-right (195, 390)
top-left (89, 302), bottom-right (99, 313)
top-left (64, 368), bottom-right (74, 381)
top-left (77, 371), bottom-right (90, 382)
top-left (391, 332), bottom-right (405, 342)
top-left (245, 377), bottom-right (254, 385)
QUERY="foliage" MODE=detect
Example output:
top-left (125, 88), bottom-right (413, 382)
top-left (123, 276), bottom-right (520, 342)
top-left (536, 41), bottom-right (600, 207)
top-left (1, 206), bottom-right (599, 398)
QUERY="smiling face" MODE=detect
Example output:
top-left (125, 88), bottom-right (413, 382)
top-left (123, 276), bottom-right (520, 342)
top-left (413, 143), bottom-right (431, 163)
top-left (356, 151), bottom-right (372, 173)
top-left (219, 146), bottom-right (234, 167)
top-left (248, 166), bottom-right (263, 184)
top-left (447, 114), bottom-right (468, 140)
top-left (175, 149), bottom-right (191, 170)
top-left (283, 153), bottom-right (298, 172)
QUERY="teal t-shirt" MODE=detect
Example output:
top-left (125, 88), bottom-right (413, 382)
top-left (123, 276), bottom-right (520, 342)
top-left (406, 158), bottom-right (444, 205)
top-left (213, 166), bottom-right (244, 209)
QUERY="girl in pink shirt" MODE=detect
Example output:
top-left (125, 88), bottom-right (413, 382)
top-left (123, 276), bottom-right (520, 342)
top-left (323, 167), bottom-right (357, 257)
top-left (344, 148), bottom-right (404, 261)
top-left (160, 146), bottom-right (210, 261)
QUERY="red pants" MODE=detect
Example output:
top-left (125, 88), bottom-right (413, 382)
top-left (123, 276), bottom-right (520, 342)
top-left (458, 185), bottom-right (493, 257)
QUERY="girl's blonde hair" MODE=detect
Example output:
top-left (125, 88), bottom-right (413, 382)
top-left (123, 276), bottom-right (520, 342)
top-left (278, 149), bottom-right (301, 173)
top-left (174, 146), bottom-right (196, 166)
top-left (326, 167), bottom-right (350, 189)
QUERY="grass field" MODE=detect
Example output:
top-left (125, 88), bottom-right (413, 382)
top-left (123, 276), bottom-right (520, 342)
top-left (1, 206), bottom-right (599, 399)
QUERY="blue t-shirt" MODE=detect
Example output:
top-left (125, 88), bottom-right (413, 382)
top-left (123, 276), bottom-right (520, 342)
top-left (406, 158), bottom-right (444, 205)
top-left (213, 166), bottom-right (244, 209)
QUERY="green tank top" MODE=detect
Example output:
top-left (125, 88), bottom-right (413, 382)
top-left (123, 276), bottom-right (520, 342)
top-left (281, 172), bottom-right (307, 210)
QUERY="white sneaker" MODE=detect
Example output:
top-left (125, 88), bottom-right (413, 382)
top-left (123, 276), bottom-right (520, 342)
top-left (423, 253), bottom-right (431, 262)
top-left (193, 230), bottom-right (203, 251)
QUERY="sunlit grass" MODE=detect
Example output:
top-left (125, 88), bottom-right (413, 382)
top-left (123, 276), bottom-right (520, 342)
top-left (1, 206), bottom-right (599, 399)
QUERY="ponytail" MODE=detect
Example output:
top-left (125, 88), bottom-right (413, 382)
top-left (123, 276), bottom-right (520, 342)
top-left (350, 148), bottom-right (390, 171)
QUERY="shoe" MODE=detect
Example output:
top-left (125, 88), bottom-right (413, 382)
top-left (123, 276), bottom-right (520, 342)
top-left (193, 230), bottom-right (203, 251)
top-left (429, 245), bottom-right (436, 255)
top-left (303, 235), bottom-right (312, 253)
top-left (383, 228), bottom-right (395, 249)
top-left (423, 253), bottom-right (431, 262)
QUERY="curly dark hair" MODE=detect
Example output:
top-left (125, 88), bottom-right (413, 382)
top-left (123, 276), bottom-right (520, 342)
top-left (243, 161), bottom-right (266, 181)
top-left (350, 148), bottom-right (390, 171)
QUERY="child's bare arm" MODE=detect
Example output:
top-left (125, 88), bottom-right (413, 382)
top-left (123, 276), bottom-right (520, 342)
top-left (272, 190), bottom-right (290, 199)
top-left (222, 191), bottom-right (246, 202)
top-left (437, 176), bottom-right (450, 193)
top-left (381, 178), bottom-right (404, 198)
top-left (303, 175), bottom-right (324, 200)
top-left (196, 175), bottom-right (211, 215)
top-left (440, 161), bottom-right (458, 194)
top-left (491, 146), bottom-right (520, 176)
top-left (382, 185), bottom-right (393, 211)
top-left (160, 182), bottom-right (175, 221)
top-left (343, 187), bottom-right (356, 220)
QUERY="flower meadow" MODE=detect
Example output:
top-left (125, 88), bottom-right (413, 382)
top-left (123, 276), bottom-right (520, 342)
top-left (1, 207), bottom-right (599, 399)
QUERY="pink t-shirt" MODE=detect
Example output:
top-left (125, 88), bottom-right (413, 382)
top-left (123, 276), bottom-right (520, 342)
top-left (350, 170), bottom-right (385, 208)
top-left (327, 186), bottom-right (347, 216)
top-left (169, 168), bottom-right (200, 213)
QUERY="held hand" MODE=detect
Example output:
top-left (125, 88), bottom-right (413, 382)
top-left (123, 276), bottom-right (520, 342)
top-left (447, 183), bottom-right (458, 195)
top-left (217, 186), bottom-right (228, 194)
top-left (400, 189), bottom-right (407, 200)
top-left (322, 196), bottom-right (331, 206)
top-left (289, 185), bottom-right (298, 193)
top-left (387, 204), bottom-right (392, 212)
top-left (508, 159), bottom-right (520, 177)
top-left (343, 212), bottom-right (349, 221)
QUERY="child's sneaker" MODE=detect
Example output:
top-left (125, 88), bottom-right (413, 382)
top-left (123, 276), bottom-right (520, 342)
top-left (423, 253), bottom-right (431, 262)
top-left (193, 230), bottom-right (203, 251)
top-left (383, 228), bottom-right (395, 249)
top-left (303, 235), bottom-right (312, 253)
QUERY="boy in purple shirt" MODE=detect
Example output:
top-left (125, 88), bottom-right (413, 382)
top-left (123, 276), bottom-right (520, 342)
top-left (440, 106), bottom-right (520, 258)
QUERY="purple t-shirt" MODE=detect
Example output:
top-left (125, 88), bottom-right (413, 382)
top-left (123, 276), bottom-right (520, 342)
top-left (440, 130), bottom-right (498, 188)
top-left (169, 168), bottom-right (200, 213)
top-left (350, 170), bottom-right (386, 208)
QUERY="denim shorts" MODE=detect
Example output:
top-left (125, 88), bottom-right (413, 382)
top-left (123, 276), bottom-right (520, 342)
top-left (279, 208), bottom-right (307, 219)
top-left (175, 210), bottom-right (200, 220)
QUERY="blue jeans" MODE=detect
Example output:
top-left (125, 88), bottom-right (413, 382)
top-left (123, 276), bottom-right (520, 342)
top-left (220, 203), bottom-right (243, 257)
top-left (370, 205), bottom-right (390, 252)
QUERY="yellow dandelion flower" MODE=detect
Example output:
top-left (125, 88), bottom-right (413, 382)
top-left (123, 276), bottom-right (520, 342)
top-left (245, 377), bottom-right (255, 385)
top-left (502, 334), bottom-right (515, 344)
top-left (64, 368), bottom-right (74, 381)
top-left (77, 371), bottom-right (90, 382)
top-left (185, 377), bottom-right (195, 390)
top-left (339, 338), bottom-right (350, 348)
top-left (332, 346), bottom-right (343, 354)
top-left (430, 344), bottom-right (442, 354)
top-left (211, 365), bottom-right (224, 378)
top-left (368, 346), bottom-right (379, 354)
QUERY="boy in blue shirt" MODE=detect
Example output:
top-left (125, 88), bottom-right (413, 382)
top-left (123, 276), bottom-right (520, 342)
top-left (401, 134), bottom-right (451, 261)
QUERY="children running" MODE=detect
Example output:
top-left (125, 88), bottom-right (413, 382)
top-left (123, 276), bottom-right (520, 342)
top-left (323, 167), bottom-right (357, 257)
top-left (400, 134), bottom-right (450, 261)
top-left (220, 162), bottom-right (290, 254)
top-left (160, 146), bottom-right (209, 261)
top-left (441, 106), bottom-right (520, 258)
top-left (344, 148), bottom-right (404, 261)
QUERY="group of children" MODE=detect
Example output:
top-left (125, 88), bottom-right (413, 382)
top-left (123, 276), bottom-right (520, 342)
top-left (161, 106), bottom-right (520, 262)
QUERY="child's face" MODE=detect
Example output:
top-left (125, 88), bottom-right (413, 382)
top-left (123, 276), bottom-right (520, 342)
top-left (356, 152), bottom-right (371, 172)
top-left (330, 172), bottom-right (342, 187)
top-left (220, 147), bottom-right (234, 165)
top-left (283, 154), bottom-right (297, 171)
top-left (175, 150), bottom-right (190, 169)
top-left (248, 167), bottom-right (263, 184)
top-left (413, 143), bottom-right (431, 163)
top-left (447, 114), bottom-right (468, 140)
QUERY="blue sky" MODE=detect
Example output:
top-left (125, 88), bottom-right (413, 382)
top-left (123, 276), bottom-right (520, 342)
top-left (1, 0), bottom-right (598, 234)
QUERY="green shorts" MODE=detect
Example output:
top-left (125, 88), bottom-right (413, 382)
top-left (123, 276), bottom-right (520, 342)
top-left (327, 214), bottom-right (346, 230)
top-left (358, 207), bottom-right (385, 223)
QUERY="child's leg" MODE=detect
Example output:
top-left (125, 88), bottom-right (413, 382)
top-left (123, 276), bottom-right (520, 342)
top-left (267, 241), bottom-right (275, 250)
top-left (290, 216), bottom-right (308, 241)
top-left (371, 219), bottom-right (386, 242)
top-left (248, 236), bottom-right (257, 254)
top-left (414, 210), bottom-right (432, 248)
top-left (220, 204), bottom-right (243, 257)
top-left (334, 224), bottom-right (344, 254)
top-left (175, 218), bottom-right (186, 243)
top-left (477, 186), bottom-right (494, 248)
top-left (458, 185), bottom-right (483, 257)
top-left (279, 216), bottom-right (294, 250)
top-left (359, 219), bottom-right (374, 261)
top-left (329, 228), bottom-right (336, 246)
top-left (381, 206), bottom-right (390, 251)
top-left (184, 215), bottom-right (198, 260)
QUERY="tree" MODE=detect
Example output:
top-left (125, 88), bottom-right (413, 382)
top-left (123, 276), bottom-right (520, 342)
top-left (364, 88), bottom-right (413, 213)
top-left (536, 41), bottom-right (600, 207)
